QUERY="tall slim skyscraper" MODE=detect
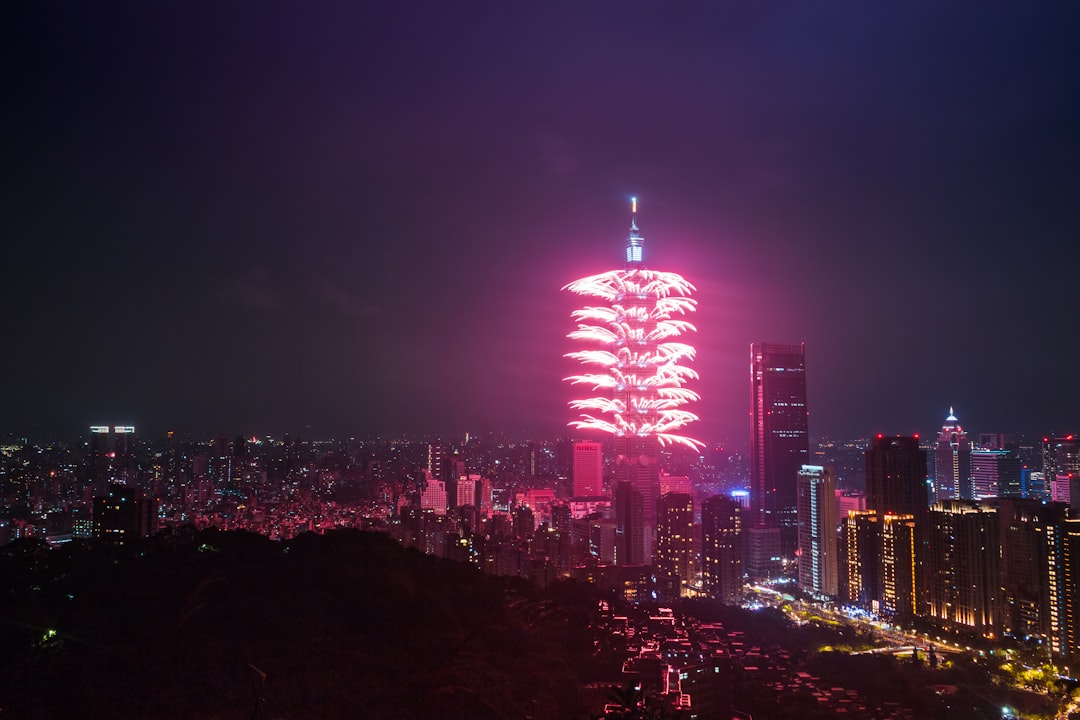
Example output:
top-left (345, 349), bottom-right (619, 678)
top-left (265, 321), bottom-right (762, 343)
top-left (573, 441), bottom-right (604, 497)
top-left (564, 200), bottom-right (700, 564)
top-left (797, 465), bottom-right (838, 598)
top-left (749, 342), bottom-right (808, 571)
top-left (934, 408), bottom-right (971, 501)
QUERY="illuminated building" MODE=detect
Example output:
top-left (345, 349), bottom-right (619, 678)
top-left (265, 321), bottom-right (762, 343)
top-left (971, 448), bottom-right (1021, 500)
top-left (933, 408), bottom-right (971, 501)
top-left (573, 441), bottom-right (604, 497)
top-left (1063, 519), bottom-right (1080, 658)
top-left (926, 500), bottom-right (1001, 638)
top-left (881, 514), bottom-right (917, 617)
top-left (843, 510), bottom-right (881, 609)
top-left (656, 492), bottom-right (694, 594)
top-left (749, 342), bottom-right (808, 574)
top-left (1043, 435), bottom-right (1080, 509)
top-left (92, 483), bottom-right (155, 545)
top-left (702, 495), bottom-right (743, 602)
top-left (998, 498), bottom-right (1070, 652)
top-left (797, 465), bottom-right (837, 598)
top-left (419, 469), bottom-right (448, 514)
top-left (564, 199), bottom-right (700, 563)
top-left (87, 425), bottom-right (137, 493)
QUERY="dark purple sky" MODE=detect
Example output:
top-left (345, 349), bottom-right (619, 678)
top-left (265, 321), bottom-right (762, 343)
top-left (4, 3), bottom-right (1079, 445)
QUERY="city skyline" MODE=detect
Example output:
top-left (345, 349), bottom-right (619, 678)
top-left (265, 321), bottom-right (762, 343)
top-left (5, 4), bottom-right (1080, 443)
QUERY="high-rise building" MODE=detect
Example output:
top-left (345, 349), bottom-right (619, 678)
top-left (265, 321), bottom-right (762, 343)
top-left (749, 342), bottom-right (808, 570)
top-left (797, 465), bottom-right (838, 598)
top-left (843, 510), bottom-right (882, 609)
top-left (866, 435), bottom-right (929, 523)
top-left (881, 513), bottom-right (918, 618)
top-left (573, 441), bottom-right (604, 497)
top-left (92, 483), bottom-right (155, 545)
top-left (926, 500), bottom-right (1001, 638)
top-left (933, 408), bottom-right (971, 501)
top-left (87, 425), bottom-right (137, 494)
top-left (656, 492), bottom-right (694, 595)
top-left (1043, 435), bottom-right (1080, 510)
top-left (971, 448), bottom-right (1021, 500)
top-left (564, 200), bottom-right (700, 565)
top-left (702, 495), bottom-right (743, 602)
top-left (998, 498), bottom-right (1070, 652)
top-left (419, 469), bottom-right (448, 514)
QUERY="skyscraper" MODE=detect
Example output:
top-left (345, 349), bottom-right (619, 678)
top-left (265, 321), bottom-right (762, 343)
top-left (564, 200), bottom-right (700, 564)
top-left (702, 495), bottom-right (743, 602)
top-left (797, 465), bottom-right (838, 598)
top-left (87, 425), bottom-right (137, 494)
top-left (866, 435), bottom-right (929, 524)
top-left (971, 448), bottom-right (1021, 500)
top-left (656, 492), bottom-right (694, 595)
top-left (933, 408), bottom-right (971, 501)
top-left (881, 513), bottom-right (918, 617)
top-left (998, 498), bottom-right (1070, 652)
top-left (573, 441), bottom-right (604, 497)
top-left (749, 342), bottom-right (808, 574)
top-left (926, 500), bottom-right (1001, 638)
top-left (1043, 435), bottom-right (1080, 510)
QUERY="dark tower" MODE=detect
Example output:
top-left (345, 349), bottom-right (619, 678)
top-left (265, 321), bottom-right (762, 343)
top-left (749, 342), bottom-right (808, 570)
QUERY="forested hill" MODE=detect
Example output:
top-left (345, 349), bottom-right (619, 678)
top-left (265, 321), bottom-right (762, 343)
top-left (1, 529), bottom-right (597, 720)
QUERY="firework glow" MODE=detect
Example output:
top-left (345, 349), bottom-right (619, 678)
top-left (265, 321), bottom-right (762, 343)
top-left (563, 203), bottom-right (702, 450)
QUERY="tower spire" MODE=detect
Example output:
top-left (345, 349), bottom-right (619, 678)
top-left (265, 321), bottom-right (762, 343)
top-left (625, 196), bottom-right (644, 266)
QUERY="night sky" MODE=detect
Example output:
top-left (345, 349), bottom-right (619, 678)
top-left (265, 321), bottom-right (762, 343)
top-left (4, 3), bottom-right (1079, 445)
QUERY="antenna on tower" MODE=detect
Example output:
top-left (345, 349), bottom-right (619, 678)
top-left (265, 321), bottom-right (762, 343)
top-left (625, 197), bottom-right (644, 266)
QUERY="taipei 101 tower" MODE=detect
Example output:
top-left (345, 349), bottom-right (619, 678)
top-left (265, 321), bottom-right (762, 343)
top-left (564, 199), bottom-right (701, 564)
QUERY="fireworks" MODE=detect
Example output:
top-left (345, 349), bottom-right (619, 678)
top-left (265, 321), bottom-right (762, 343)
top-left (563, 205), bottom-right (702, 450)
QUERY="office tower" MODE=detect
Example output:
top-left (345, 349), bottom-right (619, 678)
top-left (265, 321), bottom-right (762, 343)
top-left (843, 510), bottom-right (882, 609)
top-left (615, 480), bottom-right (644, 566)
top-left (866, 435), bottom-right (929, 524)
top-left (1063, 520), bottom-right (1080, 658)
top-left (564, 200), bottom-right (701, 564)
top-left (573, 441), bottom-right (604, 497)
top-left (749, 342), bottom-right (808, 571)
top-left (998, 498), bottom-right (1070, 653)
top-left (881, 514), bottom-right (917, 617)
top-left (1043, 435), bottom-right (1080, 510)
top-left (87, 425), bottom-right (137, 493)
top-left (92, 483), bottom-right (155, 545)
top-left (656, 492), bottom-right (694, 594)
top-left (797, 465), bottom-right (838, 598)
top-left (971, 448), bottom-right (1021, 499)
top-left (702, 495), bottom-right (743, 602)
top-left (926, 500), bottom-right (1001, 638)
top-left (934, 408), bottom-right (971, 501)
top-left (419, 469), bottom-right (448, 514)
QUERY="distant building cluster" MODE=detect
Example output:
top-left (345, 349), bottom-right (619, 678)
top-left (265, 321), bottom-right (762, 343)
top-left (1, 205), bottom-right (1078, 713)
